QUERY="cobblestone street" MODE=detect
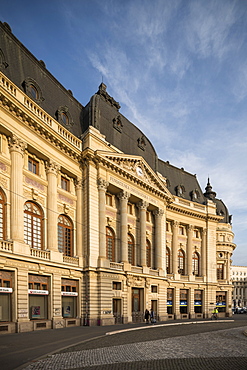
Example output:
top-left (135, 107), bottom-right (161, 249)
top-left (22, 321), bottom-right (247, 370)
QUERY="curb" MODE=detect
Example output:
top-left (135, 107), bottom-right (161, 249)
top-left (106, 319), bottom-right (235, 335)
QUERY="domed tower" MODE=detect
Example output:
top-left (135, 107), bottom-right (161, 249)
top-left (204, 179), bottom-right (236, 283)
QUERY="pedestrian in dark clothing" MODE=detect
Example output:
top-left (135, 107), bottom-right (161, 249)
top-left (144, 309), bottom-right (150, 323)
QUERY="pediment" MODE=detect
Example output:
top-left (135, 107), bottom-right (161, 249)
top-left (96, 151), bottom-right (173, 201)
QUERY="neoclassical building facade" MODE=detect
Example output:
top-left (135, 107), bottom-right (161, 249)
top-left (0, 22), bottom-right (236, 333)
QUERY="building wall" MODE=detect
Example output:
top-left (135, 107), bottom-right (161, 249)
top-left (0, 31), bottom-right (236, 333)
top-left (231, 265), bottom-right (247, 308)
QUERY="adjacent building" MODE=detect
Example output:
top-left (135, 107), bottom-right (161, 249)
top-left (231, 265), bottom-right (247, 309)
top-left (0, 21), bottom-right (236, 334)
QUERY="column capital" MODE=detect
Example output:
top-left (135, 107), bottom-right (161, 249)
top-left (45, 159), bottom-right (60, 175)
top-left (187, 224), bottom-right (194, 232)
top-left (172, 220), bottom-right (179, 228)
top-left (117, 190), bottom-right (130, 201)
top-left (97, 178), bottom-right (109, 191)
top-left (74, 178), bottom-right (84, 190)
top-left (153, 208), bottom-right (164, 217)
top-left (8, 134), bottom-right (27, 155)
top-left (137, 200), bottom-right (149, 210)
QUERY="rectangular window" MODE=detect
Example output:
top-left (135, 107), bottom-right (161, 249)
top-left (194, 290), bottom-right (202, 313)
top-left (217, 264), bottom-right (224, 280)
top-left (127, 203), bottom-right (133, 215)
top-left (106, 194), bottom-right (113, 206)
top-left (61, 176), bottom-right (70, 191)
top-left (151, 285), bottom-right (158, 293)
top-left (179, 226), bottom-right (184, 235)
top-left (193, 229), bottom-right (199, 238)
top-left (28, 157), bottom-right (39, 175)
top-left (112, 282), bottom-right (121, 290)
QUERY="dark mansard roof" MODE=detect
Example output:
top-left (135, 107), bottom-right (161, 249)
top-left (0, 22), bottom-right (232, 224)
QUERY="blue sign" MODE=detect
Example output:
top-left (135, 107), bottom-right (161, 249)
top-left (216, 301), bottom-right (226, 307)
top-left (194, 301), bottom-right (202, 306)
top-left (167, 300), bottom-right (172, 306)
top-left (180, 300), bottom-right (187, 306)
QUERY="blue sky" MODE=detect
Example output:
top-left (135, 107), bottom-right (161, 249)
top-left (1, 0), bottom-right (247, 265)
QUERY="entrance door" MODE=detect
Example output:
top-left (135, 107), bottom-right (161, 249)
top-left (132, 288), bottom-right (143, 322)
top-left (113, 299), bottom-right (122, 324)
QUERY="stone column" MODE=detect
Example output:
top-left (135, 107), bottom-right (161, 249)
top-left (118, 191), bottom-right (130, 263)
top-left (154, 209), bottom-right (164, 270)
top-left (187, 225), bottom-right (193, 276)
top-left (137, 200), bottom-right (148, 267)
top-left (201, 229), bottom-right (207, 276)
top-left (97, 178), bottom-right (109, 259)
top-left (172, 221), bottom-right (179, 274)
top-left (45, 160), bottom-right (60, 251)
top-left (8, 135), bottom-right (26, 241)
top-left (75, 179), bottom-right (83, 258)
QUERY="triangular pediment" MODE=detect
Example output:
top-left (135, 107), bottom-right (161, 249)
top-left (95, 151), bottom-right (173, 201)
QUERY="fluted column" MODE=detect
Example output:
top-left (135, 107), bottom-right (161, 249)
top-left (8, 135), bottom-right (27, 241)
top-left (75, 179), bottom-right (83, 258)
top-left (45, 160), bottom-right (60, 251)
top-left (201, 229), bottom-right (207, 276)
top-left (154, 208), bottom-right (164, 270)
top-left (97, 178), bottom-right (109, 259)
top-left (137, 200), bottom-right (148, 266)
top-left (187, 225), bottom-right (193, 276)
top-left (118, 191), bottom-right (130, 263)
top-left (172, 221), bottom-right (179, 274)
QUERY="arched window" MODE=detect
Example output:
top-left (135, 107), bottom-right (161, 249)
top-left (166, 247), bottom-right (171, 274)
top-left (178, 249), bottom-right (185, 275)
top-left (106, 227), bottom-right (115, 262)
top-left (0, 189), bottom-right (6, 239)
top-left (128, 234), bottom-right (135, 265)
top-left (192, 252), bottom-right (200, 276)
top-left (58, 215), bottom-right (73, 256)
top-left (146, 239), bottom-right (151, 268)
top-left (24, 201), bottom-right (43, 249)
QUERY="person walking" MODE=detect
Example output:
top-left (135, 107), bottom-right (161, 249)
top-left (144, 309), bottom-right (150, 324)
top-left (150, 309), bottom-right (156, 324)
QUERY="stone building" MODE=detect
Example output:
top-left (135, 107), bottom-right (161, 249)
top-left (231, 265), bottom-right (247, 309)
top-left (0, 21), bottom-right (236, 334)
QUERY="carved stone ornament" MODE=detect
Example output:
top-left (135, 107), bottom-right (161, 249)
top-left (126, 275), bottom-right (144, 287)
top-left (117, 190), bottom-right (130, 201)
top-left (137, 135), bottom-right (146, 151)
top-left (56, 106), bottom-right (74, 127)
top-left (153, 209), bottom-right (164, 218)
top-left (45, 160), bottom-right (60, 175)
top-left (97, 178), bottom-right (109, 191)
top-left (113, 115), bottom-right (123, 132)
top-left (8, 135), bottom-right (27, 155)
top-left (137, 200), bottom-right (148, 210)
top-left (145, 278), bottom-right (151, 288)
top-left (97, 83), bottom-right (121, 110)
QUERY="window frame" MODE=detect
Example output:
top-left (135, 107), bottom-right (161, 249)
top-left (28, 156), bottom-right (39, 175)
top-left (178, 249), bottom-right (185, 275)
top-left (0, 188), bottom-right (6, 240)
top-left (24, 201), bottom-right (43, 249)
top-left (57, 214), bottom-right (73, 256)
top-left (128, 233), bottom-right (135, 265)
top-left (146, 239), bottom-right (151, 268)
top-left (106, 226), bottom-right (115, 262)
top-left (61, 176), bottom-right (70, 192)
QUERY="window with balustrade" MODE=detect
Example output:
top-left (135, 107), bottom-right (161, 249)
top-left (106, 226), bottom-right (115, 262)
top-left (192, 252), bottom-right (200, 276)
top-left (58, 215), bottom-right (73, 256)
top-left (178, 249), bottom-right (185, 275)
top-left (166, 247), bottom-right (171, 274)
top-left (24, 201), bottom-right (43, 249)
top-left (146, 239), bottom-right (151, 268)
top-left (0, 189), bottom-right (6, 240)
top-left (128, 234), bottom-right (135, 265)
